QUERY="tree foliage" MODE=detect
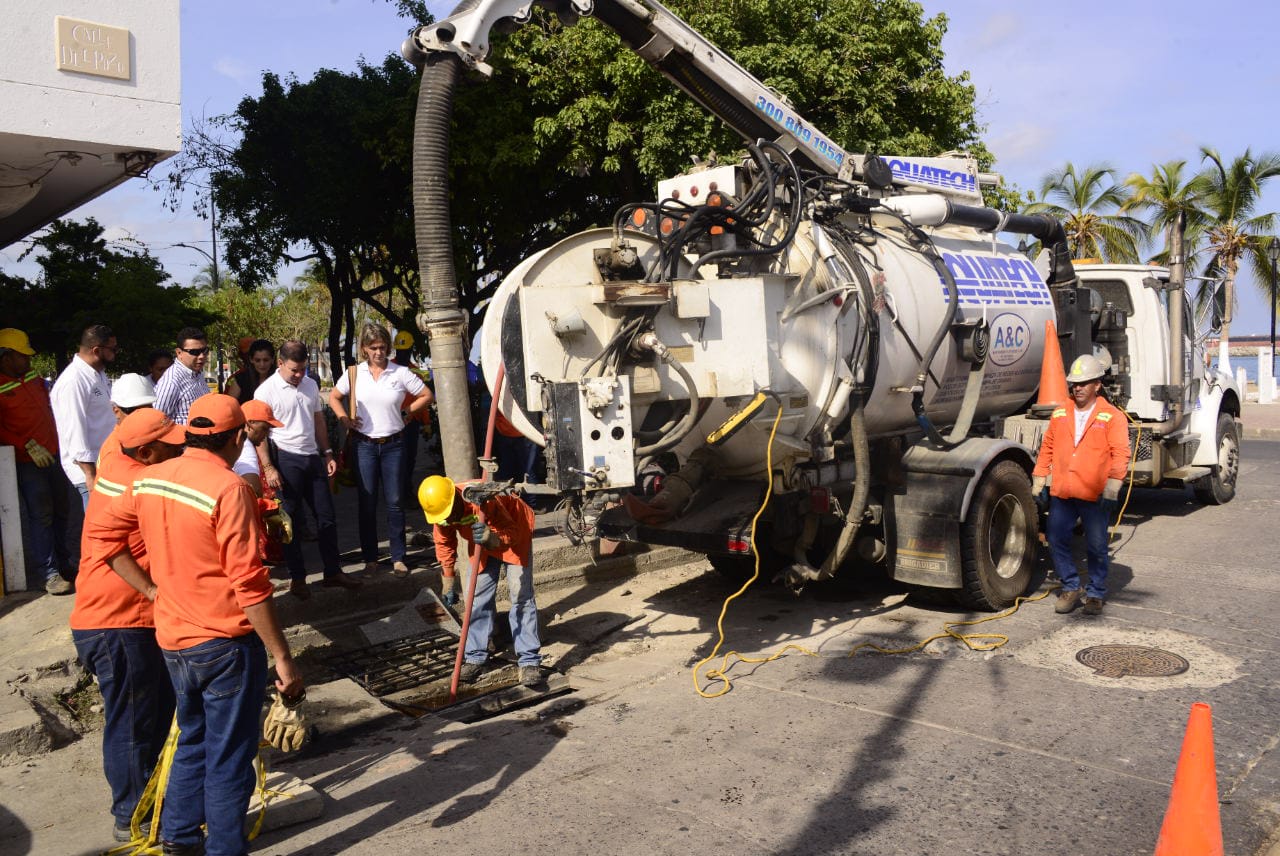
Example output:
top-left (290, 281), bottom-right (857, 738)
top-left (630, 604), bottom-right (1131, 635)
top-left (171, 0), bottom-right (995, 366)
top-left (0, 218), bottom-right (215, 372)
top-left (1023, 163), bottom-right (1146, 263)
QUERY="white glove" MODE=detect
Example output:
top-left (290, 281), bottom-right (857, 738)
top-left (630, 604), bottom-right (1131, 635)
top-left (263, 692), bottom-right (308, 752)
top-left (25, 439), bottom-right (56, 468)
top-left (1102, 478), bottom-right (1123, 502)
top-left (1031, 476), bottom-right (1045, 495)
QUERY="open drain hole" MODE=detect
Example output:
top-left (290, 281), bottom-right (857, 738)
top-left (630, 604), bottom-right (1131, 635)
top-left (1075, 645), bottom-right (1189, 678)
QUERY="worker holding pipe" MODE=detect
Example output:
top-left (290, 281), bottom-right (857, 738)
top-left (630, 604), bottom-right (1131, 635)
top-left (418, 475), bottom-right (542, 687)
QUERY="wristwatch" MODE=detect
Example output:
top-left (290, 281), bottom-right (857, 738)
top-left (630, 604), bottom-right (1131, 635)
top-left (322, 448), bottom-right (333, 456)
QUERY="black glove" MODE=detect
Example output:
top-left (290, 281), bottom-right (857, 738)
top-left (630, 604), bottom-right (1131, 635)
top-left (1035, 487), bottom-right (1050, 512)
top-left (1098, 497), bottom-right (1117, 519)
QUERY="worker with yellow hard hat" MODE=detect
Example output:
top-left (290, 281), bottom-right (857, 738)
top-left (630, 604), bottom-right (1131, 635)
top-left (418, 475), bottom-right (543, 687)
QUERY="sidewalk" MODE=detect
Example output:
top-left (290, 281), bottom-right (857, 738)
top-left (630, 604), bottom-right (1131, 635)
top-left (1241, 398), bottom-right (1280, 439)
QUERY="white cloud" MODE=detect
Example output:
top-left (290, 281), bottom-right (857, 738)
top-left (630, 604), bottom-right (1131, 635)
top-left (212, 56), bottom-right (253, 87)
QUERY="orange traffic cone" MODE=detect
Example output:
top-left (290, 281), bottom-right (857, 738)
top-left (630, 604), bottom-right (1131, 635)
top-left (1154, 702), bottom-right (1223, 856)
top-left (1036, 319), bottom-right (1069, 409)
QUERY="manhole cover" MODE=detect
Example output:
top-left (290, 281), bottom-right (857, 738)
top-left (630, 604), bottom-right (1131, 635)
top-left (1075, 645), bottom-right (1189, 678)
top-left (327, 628), bottom-right (460, 696)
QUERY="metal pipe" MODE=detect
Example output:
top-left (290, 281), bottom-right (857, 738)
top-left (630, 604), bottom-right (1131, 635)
top-left (1167, 212), bottom-right (1187, 425)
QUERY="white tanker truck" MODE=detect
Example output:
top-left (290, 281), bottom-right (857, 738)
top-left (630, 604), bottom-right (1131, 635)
top-left (403, 0), bottom-right (1242, 609)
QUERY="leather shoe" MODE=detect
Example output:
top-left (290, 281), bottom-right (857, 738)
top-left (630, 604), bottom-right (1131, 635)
top-left (322, 573), bottom-right (362, 590)
top-left (1082, 596), bottom-right (1104, 615)
top-left (289, 580), bottom-right (311, 601)
top-left (1054, 589), bottom-right (1081, 614)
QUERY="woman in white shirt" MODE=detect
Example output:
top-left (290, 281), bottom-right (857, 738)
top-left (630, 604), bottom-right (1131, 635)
top-left (329, 323), bottom-right (433, 577)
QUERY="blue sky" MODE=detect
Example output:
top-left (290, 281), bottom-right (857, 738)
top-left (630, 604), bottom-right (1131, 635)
top-left (4, 0), bottom-right (1279, 333)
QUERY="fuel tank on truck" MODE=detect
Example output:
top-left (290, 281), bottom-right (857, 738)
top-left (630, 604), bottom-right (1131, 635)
top-left (480, 220), bottom-right (1056, 481)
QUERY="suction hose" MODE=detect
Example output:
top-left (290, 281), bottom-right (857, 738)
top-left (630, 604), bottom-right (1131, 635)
top-left (412, 45), bottom-right (479, 481)
top-left (817, 393), bottom-right (870, 579)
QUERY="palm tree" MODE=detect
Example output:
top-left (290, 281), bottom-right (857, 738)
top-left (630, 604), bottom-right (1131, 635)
top-left (1196, 147), bottom-right (1280, 340)
top-left (1122, 160), bottom-right (1211, 266)
top-left (1024, 162), bottom-right (1148, 263)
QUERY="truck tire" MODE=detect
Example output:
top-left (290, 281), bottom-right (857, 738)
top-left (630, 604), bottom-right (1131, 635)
top-left (1193, 412), bottom-right (1240, 505)
top-left (957, 460), bottom-right (1037, 611)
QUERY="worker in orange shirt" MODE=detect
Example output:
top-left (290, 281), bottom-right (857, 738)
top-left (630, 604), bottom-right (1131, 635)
top-left (419, 475), bottom-right (543, 687)
top-left (0, 328), bottom-right (73, 594)
top-left (73, 408), bottom-right (185, 843)
top-left (97, 395), bottom-right (303, 856)
top-left (1032, 355), bottom-right (1131, 615)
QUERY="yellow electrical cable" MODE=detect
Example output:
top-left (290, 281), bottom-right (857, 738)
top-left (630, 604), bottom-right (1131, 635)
top-left (1110, 409), bottom-right (1142, 537)
top-left (691, 398), bottom-right (1062, 698)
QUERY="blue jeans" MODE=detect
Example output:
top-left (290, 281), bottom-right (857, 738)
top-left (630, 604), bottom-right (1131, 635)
top-left (161, 634), bottom-right (268, 856)
top-left (1046, 497), bottom-right (1111, 599)
top-left (354, 432), bottom-right (406, 563)
top-left (76, 481), bottom-right (91, 509)
top-left (72, 628), bottom-right (175, 826)
top-left (275, 448), bottom-right (341, 581)
top-left (15, 461), bottom-right (70, 584)
top-left (465, 555), bottom-right (542, 667)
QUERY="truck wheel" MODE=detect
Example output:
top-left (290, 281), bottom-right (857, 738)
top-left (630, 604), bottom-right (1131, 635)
top-left (957, 460), bottom-right (1037, 611)
top-left (1193, 412), bottom-right (1240, 505)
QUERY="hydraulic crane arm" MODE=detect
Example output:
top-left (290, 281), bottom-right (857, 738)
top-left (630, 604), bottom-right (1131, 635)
top-left (402, 0), bottom-right (986, 200)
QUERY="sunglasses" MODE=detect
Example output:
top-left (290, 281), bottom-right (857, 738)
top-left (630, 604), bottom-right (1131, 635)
top-left (179, 346), bottom-right (209, 356)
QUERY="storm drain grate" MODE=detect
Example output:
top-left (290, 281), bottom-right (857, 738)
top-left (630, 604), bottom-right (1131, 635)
top-left (327, 628), bottom-right (460, 696)
top-left (1075, 644), bottom-right (1189, 678)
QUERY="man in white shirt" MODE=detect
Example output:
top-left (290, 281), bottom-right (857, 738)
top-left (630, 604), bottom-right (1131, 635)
top-left (153, 326), bottom-right (211, 424)
top-left (50, 324), bottom-right (117, 509)
top-left (254, 340), bottom-right (361, 599)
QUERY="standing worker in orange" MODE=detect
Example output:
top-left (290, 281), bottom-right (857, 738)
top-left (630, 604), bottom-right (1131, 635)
top-left (97, 395), bottom-right (304, 856)
top-left (419, 475), bottom-right (543, 687)
top-left (74, 408), bottom-right (185, 843)
top-left (1032, 354), bottom-right (1131, 615)
top-left (0, 328), bottom-right (74, 594)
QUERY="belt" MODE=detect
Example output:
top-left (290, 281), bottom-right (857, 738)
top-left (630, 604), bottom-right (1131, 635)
top-left (356, 432), bottom-right (401, 445)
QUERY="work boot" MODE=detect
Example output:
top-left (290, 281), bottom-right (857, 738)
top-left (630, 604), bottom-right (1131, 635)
top-left (458, 662), bottom-right (484, 684)
top-left (519, 665), bottom-right (543, 688)
top-left (289, 580), bottom-right (311, 601)
top-left (113, 820), bottom-right (151, 843)
top-left (1055, 589), bottom-right (1082, 614)
top-left (45, 574), bottom-right (73, 596)
top-left (392, 561), bottom-right (410, 578)
top-left (1082, 597), bottom-right (1104, 615)
top-left (322, 573), bottom-right (363, 590)
top-left (161, 841), bottom-right (205, 856)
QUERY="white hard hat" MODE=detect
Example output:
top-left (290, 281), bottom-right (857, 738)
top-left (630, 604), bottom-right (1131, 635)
top-left (111, 373), bottom-right (157, 408)
top-left (1067, 354), bottom-right (1106, 384)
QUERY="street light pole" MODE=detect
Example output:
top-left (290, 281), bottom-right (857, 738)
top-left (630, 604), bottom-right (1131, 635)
top-left (1269, 238), bottom-right (1279, 378)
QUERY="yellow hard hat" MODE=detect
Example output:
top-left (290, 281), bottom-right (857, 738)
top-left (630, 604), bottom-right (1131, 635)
top-left (418, 475), bottom-right (457, 524)
top-left (0, 328), bottom-right (35, 356)
top-left (394, 330), bottom-right (414, 351)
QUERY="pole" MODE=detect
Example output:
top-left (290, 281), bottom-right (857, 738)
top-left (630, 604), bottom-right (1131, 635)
top-left (211, 195), bottom-right (225, 390)
top-left (1271, 253), bottom-right (1277, 378)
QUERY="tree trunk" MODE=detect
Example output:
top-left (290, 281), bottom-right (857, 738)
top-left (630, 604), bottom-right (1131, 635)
top-left (1220, 258), bottom-right (1239, 343)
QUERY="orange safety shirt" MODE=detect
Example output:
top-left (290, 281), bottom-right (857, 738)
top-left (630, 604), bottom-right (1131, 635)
top-left (0, 370), bottom-right (59, 464)
top-left (96, 424), bottom-right (122, 471)
top-left (90, 447), bottom-right (274, 651)
top-left (72, 445), bottom-right (154, 630)
top-left (433, 493), bottom-right (535, 573)
top-left (1032, 397), bottom-right (1131, 502)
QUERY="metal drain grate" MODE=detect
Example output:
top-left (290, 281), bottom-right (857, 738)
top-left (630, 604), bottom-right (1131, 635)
top-left (327, 628), bottom-right (461, 696)
top-left (1075, 644), bottom-right (1189, 678)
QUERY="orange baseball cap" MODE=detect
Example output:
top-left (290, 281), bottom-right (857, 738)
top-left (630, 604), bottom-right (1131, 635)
top-left (241, 399), bottom-right (283, 427)
top-left (117, 409), bottom-right (186, 448)
top-left (186, 394), bottom-right (246, 435)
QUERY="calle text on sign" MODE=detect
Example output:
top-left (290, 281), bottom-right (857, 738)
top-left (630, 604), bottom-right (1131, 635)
top-left (55, 17), bottom-right (131, 81)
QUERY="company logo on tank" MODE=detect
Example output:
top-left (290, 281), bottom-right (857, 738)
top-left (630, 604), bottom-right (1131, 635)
top-left (988, 313), bottom-right (1031, 366)
top-left (939, 251), bottom-right (1052, 307)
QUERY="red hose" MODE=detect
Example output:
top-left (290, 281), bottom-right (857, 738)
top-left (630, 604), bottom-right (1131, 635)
top-left (447, 363), bottom-right (507, 703)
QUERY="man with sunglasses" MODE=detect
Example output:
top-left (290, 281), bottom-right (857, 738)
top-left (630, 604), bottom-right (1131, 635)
top-left (1032, 354), bottom-right (1131, 616)
top-left (154, 326), bottom-right (211, 425)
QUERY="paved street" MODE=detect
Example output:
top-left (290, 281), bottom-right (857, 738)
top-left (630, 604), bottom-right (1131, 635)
top-left (3, 440), bottom-right (1280, 855)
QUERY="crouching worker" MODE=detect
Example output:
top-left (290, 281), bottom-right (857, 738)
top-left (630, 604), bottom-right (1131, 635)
top-left (73, 409), bottom-right (185, 843)
top-left (418, 475), bottom-right (543, 687)
top-left (96, 395), bottom-right (303, 856)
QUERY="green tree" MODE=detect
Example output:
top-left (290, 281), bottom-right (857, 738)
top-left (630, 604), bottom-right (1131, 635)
top-left (1024, 162), bottom-right (1147, 263)
top-left (171, 0), bottom-right (996, 370)
top-left (1122, 160), bottom-right (1211, 266)
top-left (1194, 146), bottom-right (1280, 339)
top-left (0, 218), bottom-right (215, 372)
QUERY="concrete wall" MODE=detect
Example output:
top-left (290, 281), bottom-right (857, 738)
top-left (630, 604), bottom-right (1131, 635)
top-left (0, 0), bottom-right (181, 154)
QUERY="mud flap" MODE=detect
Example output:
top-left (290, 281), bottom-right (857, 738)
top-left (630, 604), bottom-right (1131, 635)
top-left (890, 468), bottom-right (967, 589)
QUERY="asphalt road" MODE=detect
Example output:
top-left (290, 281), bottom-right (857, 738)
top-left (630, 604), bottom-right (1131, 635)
top-left (4, 442), bottom-right (1279, 855)
top-left (247, 440), bottom-right (1280, 856)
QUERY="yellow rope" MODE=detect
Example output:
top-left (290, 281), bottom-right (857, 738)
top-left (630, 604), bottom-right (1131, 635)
top-left (692, 398), bottom-right (1061, 698)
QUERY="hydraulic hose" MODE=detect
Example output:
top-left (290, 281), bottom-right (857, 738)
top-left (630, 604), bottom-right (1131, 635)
top-left (910, 244), bottom-right (962, 450)
top-left (633, 332), bottom-right (701, 457)
top-left (413, 43), bottom-right (479, 481)
top-left (817, 393), bottom-right (869, 579)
